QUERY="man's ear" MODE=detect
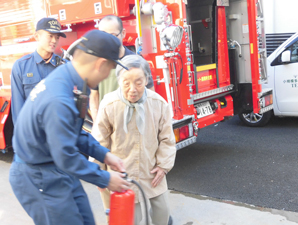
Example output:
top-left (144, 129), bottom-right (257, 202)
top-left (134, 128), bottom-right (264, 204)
top-left (122, 28), bottom-right (126, 39)
top-left (95, 58), bottom-right (107, 71)
top-left (34, 32), bottom-right (39, 41)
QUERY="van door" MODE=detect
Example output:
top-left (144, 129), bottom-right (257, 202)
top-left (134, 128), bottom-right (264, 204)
top-left (272, 37), bottom-right (298, 114)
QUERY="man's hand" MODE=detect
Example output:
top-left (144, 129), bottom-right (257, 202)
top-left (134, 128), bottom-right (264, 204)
top-left (107, 171), bottom-right (130, 192)
top-left (104, 152), bottom-right (125, 172)
top-left (150, 166), bottom-right (167, 188)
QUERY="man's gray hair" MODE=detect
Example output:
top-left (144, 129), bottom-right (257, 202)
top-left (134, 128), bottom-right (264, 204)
top-left (115, 55), bottom-right (151, 81)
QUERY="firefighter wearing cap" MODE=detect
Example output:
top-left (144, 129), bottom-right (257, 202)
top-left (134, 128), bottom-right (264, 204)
top-left (9, 30), bottom-right (130, 225)
top-left (11, 17), bottom-right (67, 124)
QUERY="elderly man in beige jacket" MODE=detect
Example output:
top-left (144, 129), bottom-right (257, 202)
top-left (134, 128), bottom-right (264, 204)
top-left (91, 54), bottom-right (176, 225)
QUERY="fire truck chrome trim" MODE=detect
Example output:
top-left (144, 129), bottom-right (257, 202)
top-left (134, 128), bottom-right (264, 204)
top-left (193, 84), bottom-right (234, 100)
top-left (259, 105), bottom-right (273, 114)
top-left (172, 115), bottom-right (193, 125)
top-left (176, 136), bottom-right (197, 150)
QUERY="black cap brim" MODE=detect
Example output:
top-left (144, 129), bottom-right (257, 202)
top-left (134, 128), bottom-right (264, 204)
top-left (43, 29), bottom-right (66, 38)
top-left (113, 60), bottom-right (128, 70)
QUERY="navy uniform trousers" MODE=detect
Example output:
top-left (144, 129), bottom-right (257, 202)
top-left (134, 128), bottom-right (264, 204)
top-left (9, 159), bottom-right (95, 225)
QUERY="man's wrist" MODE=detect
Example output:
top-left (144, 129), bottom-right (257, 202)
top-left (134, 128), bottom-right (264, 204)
top-left (103, 152), bottom-right (110, 164)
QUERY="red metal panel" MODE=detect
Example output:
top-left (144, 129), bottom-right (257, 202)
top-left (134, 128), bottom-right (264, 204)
top-left (141, 0), bottom-right (195, 117)
top-left (166, 56), bottom-right (183, 120)
top-left (175, 34), bottom-right (195, 116)
top-left (143, 53), bottom-right (168, 103)
top-left (217, 6), bottom-right (230, 88)
top-left (114, 0), bottom-right (135, 17)
top-left (196, 69), bottom-right (217, 92)
top-left (122, 18), bottom-right (138, 47)
top-left (0, 90), bottom-right (11, 150)
top-left (197, 95), bottom-right (234, 129)
top-left (247, 0), bottom-right (261, 113)
top-left (49, 0), bottom-right (134, 25)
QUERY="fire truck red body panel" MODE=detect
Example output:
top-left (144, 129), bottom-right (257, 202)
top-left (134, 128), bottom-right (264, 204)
top-left (0, 90), bottom-right (12, 150)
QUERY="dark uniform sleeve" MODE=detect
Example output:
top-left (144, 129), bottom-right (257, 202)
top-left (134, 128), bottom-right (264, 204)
top-left (43, 98), bottom-right (110, 188)
top-left (11, 61), bottom-right (26, 124)
top-left (146, 75), bottom-right (154, 89)
top-left (77, 129), bottom-right (109, 162)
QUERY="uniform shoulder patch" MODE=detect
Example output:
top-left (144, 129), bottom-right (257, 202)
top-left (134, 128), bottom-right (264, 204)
top-left (30, 80), bottom-right (46, 101)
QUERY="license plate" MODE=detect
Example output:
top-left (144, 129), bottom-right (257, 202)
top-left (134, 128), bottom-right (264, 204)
top-left (196, 102), bottom-right (213, 118)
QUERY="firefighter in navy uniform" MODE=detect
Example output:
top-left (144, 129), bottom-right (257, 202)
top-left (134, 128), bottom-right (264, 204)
top-left (9, 30), bottom-right (130, 225)
top-left (11, 17), bottom-right (66, 124)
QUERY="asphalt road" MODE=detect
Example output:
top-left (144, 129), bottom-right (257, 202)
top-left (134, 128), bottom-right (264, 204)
top-left (167, 115), bottom-right (298, 212)
top-left (2, 115), bottom-right (298, 218)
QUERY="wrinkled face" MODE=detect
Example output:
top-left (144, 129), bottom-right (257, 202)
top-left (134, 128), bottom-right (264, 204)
top-left (119, 68), bottom-right (148, 103)
top-left (36, 30), bottom-right (60, 53)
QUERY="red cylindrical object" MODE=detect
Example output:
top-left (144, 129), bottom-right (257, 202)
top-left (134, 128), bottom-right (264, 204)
top-left (109, 189), bottom-right (135, 225)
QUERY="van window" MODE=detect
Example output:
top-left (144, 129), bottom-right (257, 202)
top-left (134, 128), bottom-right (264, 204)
top-left (271, 40), bottom-right (298, 66)
top-left (287, 41), bottom-right (298, 63)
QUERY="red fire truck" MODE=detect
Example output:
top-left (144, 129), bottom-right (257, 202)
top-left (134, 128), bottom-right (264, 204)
top-left (0, 0), bottom-right (273, 153)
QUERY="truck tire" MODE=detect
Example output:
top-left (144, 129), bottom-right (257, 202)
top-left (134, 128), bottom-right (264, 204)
top-left (238, 110), bottom-right (272, 127)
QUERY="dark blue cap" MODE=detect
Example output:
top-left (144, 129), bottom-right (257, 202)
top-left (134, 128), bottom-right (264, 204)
top-left (36, 18), bottom-right (66, 38)
top-left (78, 29), bottom-right (128, 70)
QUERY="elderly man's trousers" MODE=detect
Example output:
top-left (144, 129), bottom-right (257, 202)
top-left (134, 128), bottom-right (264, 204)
top-left (9, 161), bottom-right (95, 225)
top-left (134, 191), bottom-right (170, 225)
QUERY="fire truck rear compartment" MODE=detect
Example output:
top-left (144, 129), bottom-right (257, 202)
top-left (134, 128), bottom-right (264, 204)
top-left (186, 0), bottom-right (267, 117)
top-left (186, 0), bottom-right (215, 66)
top-left (185, 0), bottom-right (235, 123)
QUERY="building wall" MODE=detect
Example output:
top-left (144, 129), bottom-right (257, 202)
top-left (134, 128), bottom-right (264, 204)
top-left (263, 0), bottom-right (298, 34)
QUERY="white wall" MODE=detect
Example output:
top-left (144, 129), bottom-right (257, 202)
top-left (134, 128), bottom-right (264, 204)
top-left (263, 0), bottom-right (298, 34)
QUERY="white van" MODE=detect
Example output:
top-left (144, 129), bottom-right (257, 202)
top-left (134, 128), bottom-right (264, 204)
top-left (239, 32), bottom-right (298, 126)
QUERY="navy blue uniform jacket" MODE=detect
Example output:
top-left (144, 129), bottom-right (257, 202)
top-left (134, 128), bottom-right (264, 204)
top-left (11, 51), bottom-right (61, 124)
top-left (13, 62), bottom-right (110, 188)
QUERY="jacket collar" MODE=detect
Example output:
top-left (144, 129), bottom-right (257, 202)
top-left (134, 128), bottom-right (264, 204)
top-left (65, 62), bottom-right (90, 96)
top-left (34, 50), bottom-right (58, 67)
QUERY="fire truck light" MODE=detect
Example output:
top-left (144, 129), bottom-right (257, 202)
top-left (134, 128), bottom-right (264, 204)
top-left (179, 125), bottom-right (189, 141)
top-left (264, 94), bottom-right (273, 107)
top-left (174, 124), bottom-right (190, 143)
top-left (174, 128), bottom-right (180, 143)
top-left (160, 25), bottom-right (183, 51)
